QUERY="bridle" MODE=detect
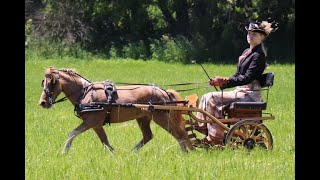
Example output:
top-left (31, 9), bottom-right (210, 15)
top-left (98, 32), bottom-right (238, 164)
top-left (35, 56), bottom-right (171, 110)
top-left (41, 69), bottom-right (92, 105)
top-left (41, 73), bottom-right (60, 105)
top-left (41, 70), bottom-right (72, 105)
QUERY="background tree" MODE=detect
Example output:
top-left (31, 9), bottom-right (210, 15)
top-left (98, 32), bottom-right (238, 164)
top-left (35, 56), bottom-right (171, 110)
top-left (26, 0), bottom-right (295, 63)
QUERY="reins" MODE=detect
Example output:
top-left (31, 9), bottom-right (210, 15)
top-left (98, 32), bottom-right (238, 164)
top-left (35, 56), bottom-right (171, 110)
top-left (54, 81), bottom-right (208, 104)
top-left (47, 69), bottom-right (214, 127)
top-left (52, 97), bottom-right (68, 104)
top-left (114, 81), bottom-right (208, 92)
top-left (52, 68), bottom-right (209, 105)
top-left (114, 81), bottom-right (207, 86)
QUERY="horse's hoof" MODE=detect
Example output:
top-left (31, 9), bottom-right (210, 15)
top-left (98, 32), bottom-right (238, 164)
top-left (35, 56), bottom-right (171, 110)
top-left (62, 148), bottom-right (70, 154)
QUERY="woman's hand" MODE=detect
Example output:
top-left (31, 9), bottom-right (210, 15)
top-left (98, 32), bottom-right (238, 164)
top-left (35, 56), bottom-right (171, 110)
top-left (209, 76), bottom-right (229, 87)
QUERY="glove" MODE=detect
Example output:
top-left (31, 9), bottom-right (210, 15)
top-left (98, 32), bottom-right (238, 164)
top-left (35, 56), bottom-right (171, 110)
top-left (209, 76), bottom-right (229, 87)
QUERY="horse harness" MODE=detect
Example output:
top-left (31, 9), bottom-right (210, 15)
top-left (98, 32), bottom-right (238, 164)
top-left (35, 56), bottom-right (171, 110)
top-left (73, 81), bottom-right (185, 126)
top-left (44, 71), bottom-right (117, 126)
top-left (74, 81), bottom-right (117, 126)
top-left (45, 75), bottom-right (190, 126)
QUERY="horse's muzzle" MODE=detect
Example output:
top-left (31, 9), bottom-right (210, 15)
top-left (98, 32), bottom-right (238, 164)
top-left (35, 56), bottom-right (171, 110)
top-left (39, 100), bottom-right (52, 108)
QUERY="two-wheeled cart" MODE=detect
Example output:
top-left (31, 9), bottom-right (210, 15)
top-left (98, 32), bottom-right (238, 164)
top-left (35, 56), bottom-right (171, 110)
top-left (132, 72), bottom-right (275, 150)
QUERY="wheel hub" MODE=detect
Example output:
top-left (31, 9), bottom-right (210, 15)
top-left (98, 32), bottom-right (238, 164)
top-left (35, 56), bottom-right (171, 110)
top-left (244, 138), bottom-right (255, 149)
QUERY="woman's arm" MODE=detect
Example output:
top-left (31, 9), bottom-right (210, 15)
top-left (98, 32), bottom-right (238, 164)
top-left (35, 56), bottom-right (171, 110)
top-left (222, 53), bottom-right (266, 89)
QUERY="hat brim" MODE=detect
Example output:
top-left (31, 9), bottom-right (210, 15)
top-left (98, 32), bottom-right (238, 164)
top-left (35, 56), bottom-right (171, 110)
top-left (245, 26), bottom-right (268, 36)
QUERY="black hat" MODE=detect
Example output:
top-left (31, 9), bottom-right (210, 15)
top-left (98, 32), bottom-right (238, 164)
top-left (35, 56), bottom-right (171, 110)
top-left (245, 20), bottom-right (278, 36)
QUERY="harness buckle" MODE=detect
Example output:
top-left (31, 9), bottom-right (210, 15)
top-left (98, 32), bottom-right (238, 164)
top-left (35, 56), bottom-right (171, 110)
top-left (148, 102), bottom-right (155, 112)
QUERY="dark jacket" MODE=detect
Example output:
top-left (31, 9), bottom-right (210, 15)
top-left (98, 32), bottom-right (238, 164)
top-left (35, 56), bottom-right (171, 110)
top-left (222, 44), bottom-right (266, 89)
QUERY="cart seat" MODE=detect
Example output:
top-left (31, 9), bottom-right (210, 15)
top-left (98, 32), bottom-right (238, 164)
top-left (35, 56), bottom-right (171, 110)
top-left (229, 101), bottom-right (267, 110)
top-left (229, 72), bottom-right (274, 111)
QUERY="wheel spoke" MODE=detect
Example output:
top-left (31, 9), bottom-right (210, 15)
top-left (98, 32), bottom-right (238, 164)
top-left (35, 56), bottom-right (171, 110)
top-left (253, 130), bottom-right (263, 140)
top-left (230, 142), bottom-right (238, 148)
top-left (233, 129), bottom-right (246, 139)
top-left (228, 137), bottom-right (243, 148)
top-left (256, 134), bottom-right (268, 143)
top-left (240, 125), bottom-right (249, 138)
top-left (231, 136), bottom-right (244, 143)
top-left (245, 125), bottom-right (250, 139)
top-left (230, 136), bottom-right (238, 141)
top-left (256, 139), bottom-right (267, 144)
top-left (250, 125), bottom-right (258, 138)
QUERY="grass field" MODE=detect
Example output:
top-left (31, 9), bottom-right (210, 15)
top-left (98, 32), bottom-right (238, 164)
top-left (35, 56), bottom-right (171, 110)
top-left (26, 58), bottom-right (295, 179)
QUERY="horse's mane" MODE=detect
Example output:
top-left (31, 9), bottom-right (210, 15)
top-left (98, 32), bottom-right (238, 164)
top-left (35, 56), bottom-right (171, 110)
top-left (57, 68), bottom-right (92, 83)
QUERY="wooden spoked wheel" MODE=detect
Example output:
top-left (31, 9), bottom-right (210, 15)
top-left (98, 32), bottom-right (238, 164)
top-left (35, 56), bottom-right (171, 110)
top-left (224, 120), bottom-right (273, 150)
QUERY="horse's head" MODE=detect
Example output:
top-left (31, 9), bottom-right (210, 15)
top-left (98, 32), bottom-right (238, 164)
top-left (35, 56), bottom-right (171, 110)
top-left (39, 67), bottom-right (63, 108)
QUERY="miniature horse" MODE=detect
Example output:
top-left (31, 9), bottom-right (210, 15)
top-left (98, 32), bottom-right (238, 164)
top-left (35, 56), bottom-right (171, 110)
top-left (39, 67), bottom-right (194, 153)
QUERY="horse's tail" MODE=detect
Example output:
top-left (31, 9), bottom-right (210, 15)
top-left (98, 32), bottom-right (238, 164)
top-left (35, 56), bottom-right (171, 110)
top-left (166, 89), bottom-right (195, 151)
top-left (166, 89), bottom-right (183, 102)
top-left (166, 89), bottom-right (188, 121)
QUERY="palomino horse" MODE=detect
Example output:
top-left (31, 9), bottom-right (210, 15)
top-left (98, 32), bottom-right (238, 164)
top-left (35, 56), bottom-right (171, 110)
top-left (39, 67), bottom-right (194, 153)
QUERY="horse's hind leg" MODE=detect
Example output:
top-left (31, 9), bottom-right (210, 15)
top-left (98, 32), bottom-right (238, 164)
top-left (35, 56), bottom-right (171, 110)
top-left (132, 117), bottom-right (153, 151)
top-left (153, 111), bottom-right (194, 153)
top-left (63, 122), bottom-right (90, 154)
top-left (92, 126), bottom-right (114, 153)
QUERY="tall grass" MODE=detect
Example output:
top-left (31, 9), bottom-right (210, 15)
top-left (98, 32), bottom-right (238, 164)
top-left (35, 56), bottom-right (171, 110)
top-left (26, 59), bottom-right (294, 179)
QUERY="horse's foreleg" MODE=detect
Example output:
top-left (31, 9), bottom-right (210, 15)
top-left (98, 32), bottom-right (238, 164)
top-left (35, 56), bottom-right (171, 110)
top-left (132, 117), bottom-right (153, 151)
top-left (92, 126), bottom-right (114, 153)
top-left (63, 122), bottom-right (90, 154)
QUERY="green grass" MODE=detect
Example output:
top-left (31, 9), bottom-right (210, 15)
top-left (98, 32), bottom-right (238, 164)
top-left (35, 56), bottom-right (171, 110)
top-left (26, 58), bottom-right (295, 179)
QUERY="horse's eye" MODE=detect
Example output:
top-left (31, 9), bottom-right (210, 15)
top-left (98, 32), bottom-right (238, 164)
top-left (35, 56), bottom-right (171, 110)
top-left (41, 80), bottom-right (44, 87)
top-left (45, 74), bottom-right (51, 78)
